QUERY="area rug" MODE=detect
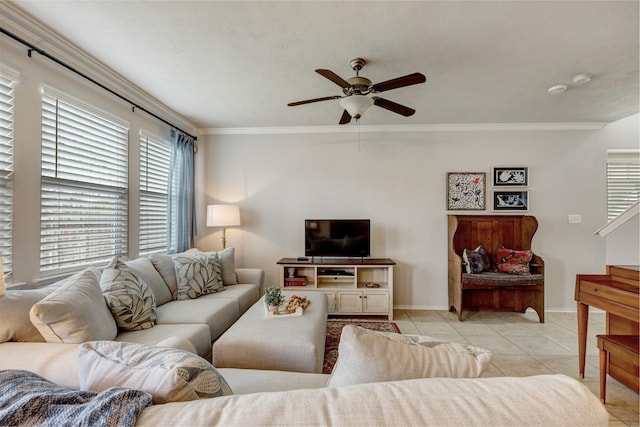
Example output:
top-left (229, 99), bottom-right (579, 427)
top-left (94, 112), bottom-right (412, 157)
top-left (323, 319), bottom-right (400, 374)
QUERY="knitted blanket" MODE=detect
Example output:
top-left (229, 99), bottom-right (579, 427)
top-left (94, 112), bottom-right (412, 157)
top-left (0, 369), bottom-right (151, 427)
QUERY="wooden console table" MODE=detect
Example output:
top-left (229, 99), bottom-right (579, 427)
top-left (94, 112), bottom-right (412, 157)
top-left (277, 258), bottom-right (395, 320)
top-left (575, 265), bottom-right (639, 392)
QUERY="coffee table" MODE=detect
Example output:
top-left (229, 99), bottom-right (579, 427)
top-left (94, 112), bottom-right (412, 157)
top-left (212, 291), bottom-right (328, 373)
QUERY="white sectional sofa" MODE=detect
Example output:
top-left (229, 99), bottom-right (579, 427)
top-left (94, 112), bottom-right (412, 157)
top-left (0, 248), bottom-right (264, 360)
top-left (0, 341), bottom-right (609, 426)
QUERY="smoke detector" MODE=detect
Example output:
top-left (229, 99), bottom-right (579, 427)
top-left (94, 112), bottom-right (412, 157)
top-left (571, 73), bottom-right (592, 85)
top-left (548, 84), bottom-right (568, 95)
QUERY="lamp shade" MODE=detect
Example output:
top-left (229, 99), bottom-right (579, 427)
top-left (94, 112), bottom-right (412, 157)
top-left (339, 95), bottom-right (374, 119)
top-left (206, 205), bottom-right (241, 227)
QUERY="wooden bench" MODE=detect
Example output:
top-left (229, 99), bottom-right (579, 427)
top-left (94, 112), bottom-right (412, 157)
top-left (447, 215), bottom-right (545, 322)
top-left (597, 334), bottom-right (639, 403)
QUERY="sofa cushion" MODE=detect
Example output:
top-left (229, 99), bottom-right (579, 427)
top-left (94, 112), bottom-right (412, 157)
top-left (155, 336), bottom-right (198, 354)
top-left (327, 326), bottom-right (492, 387)
top-left (156, 296), bottom-right (240, 342)
top-left (133, 375), bottom-right (609, 427)
top-left (126, 257), bottom-right (173, 306)
top-left (211, 284), bottom-right (259, 313)
top-left (148, 253), bottom-right (178, 299)
top-left (217, 368), bottom-right (330, 395)
top-left (115, 324), bottom-right (211, 358)
top-left (78, 341), bottom-right (232, 404)
top-left (30, 269), bottom-right (118, 343)
top-left (461, 271), bottom-right (544, 287)
top-left (173, 251), bottom-right (224, 300)
top-left (101, 258), bottom-right (157, 331)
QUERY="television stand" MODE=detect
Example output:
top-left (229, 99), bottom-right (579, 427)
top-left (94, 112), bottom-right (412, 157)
top-left (277, 258), bottom-right (395, 320)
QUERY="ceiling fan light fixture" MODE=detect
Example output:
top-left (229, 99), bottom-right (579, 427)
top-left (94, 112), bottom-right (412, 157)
top-left (339, 95), bottom-right (374, 119)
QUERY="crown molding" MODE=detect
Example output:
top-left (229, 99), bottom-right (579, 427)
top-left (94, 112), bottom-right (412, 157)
top-left (0, 2), bottom-right (197, 135)
top-left (200, 122), bottom-right (607, 135)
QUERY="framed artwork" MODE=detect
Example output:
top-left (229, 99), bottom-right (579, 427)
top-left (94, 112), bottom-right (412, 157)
top-left (492, 167), bottom-right (528, 186)
top-left (447, 172), bottom-right (486, 210)
top-left (493, 190), bottom-right (529, 211)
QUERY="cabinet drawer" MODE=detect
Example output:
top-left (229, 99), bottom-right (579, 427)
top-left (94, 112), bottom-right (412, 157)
top-left (580, 280), bottom-right (639, 309)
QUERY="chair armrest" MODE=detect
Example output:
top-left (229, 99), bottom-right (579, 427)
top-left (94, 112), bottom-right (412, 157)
top-left (530, 254), bottom-right (545, 275)
top-left (235, 268), bottom-right (265, 294)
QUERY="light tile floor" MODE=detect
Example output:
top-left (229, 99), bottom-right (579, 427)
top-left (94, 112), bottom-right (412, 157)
top-left (393, 309), bottom-right (639, 426)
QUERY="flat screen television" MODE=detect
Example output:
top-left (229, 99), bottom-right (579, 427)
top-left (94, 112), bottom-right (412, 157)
top-left (305, 219), bottom-right (370, 258)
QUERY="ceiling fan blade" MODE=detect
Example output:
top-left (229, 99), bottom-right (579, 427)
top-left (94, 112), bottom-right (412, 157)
top-left (371, 72), bottom-right (426, 93)
top-left (373, 97), bottom-right (416, 117)
top-left (316, 69), bottom-right (351, 89)
top-left (288, 96), bottom-right (340, 107)
top-left (339, 109), bottom-right (352, 125)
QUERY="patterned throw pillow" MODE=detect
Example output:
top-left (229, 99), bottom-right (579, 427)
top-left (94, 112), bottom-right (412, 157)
top-left (173, 251), bottom-right (224, 300)
top-left (200, 247), bottom-right (237, 285)
top-left (462, 245), bottom-right (491, 274)
top-left (327, 326), bottom-right (493, 387)
top-left (100, 258), bottom-right (157, 331)
top-left (78, 341), bottom-right (233, 404)
top-left (494, 245), bottom-right (532, 275)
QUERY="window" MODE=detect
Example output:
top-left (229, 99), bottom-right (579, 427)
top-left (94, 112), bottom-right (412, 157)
top-left (607, 149), bottom-right (640, 221)
top-left (0, 67), bottom-right (17, 279)
top-left (40, 86), bottom-right (129, 274)
top-left (139, 130), bottom-right (170, 255)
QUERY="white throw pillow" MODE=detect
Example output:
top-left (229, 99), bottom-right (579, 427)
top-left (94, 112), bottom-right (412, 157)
top-left (173, 251), bottom-right (224, 300)
top-left (29, 269), bottom-right (118, 343)
top-left (101, 258), bottom-right (157, 331)
top-left (78, 341), bottom-right (232, 404)
top-left (327, 326), bottom-right (493, 387)
top-left (0, 287), bottom-right (52, 342)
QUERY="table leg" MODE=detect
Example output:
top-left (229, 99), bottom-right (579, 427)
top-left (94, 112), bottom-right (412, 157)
top-left (598, 339), bottom-right (607, 404)
top-left (577, 302), bottom-right (589, 378)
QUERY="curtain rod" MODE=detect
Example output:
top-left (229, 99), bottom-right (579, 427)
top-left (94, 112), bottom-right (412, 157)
top-left (0, 26), bottom-right (197, 141)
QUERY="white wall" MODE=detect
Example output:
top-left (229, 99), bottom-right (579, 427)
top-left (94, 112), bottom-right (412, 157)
top-left (195, 123), bottom-right (635, 311)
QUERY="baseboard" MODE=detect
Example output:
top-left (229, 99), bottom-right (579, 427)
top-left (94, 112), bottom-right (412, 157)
top-left (393, 305), bottom-right (605, 314)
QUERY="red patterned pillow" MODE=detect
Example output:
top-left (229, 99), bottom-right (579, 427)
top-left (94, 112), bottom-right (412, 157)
top-left (494, 245), bottom-right (532, 275)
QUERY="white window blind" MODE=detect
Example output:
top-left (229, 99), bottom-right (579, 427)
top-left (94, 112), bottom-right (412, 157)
top-left (607, 149), bottom-right (640, 221)
top-left (0, 68), bottom-right (17, 279)
top-left (40, 88), bottom-right (129, 273)
top-left (139, 130), bottom-right (170, 255)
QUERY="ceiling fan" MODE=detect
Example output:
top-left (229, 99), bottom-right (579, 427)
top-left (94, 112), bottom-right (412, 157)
top-left (288, 58), bottom-right (426, 125)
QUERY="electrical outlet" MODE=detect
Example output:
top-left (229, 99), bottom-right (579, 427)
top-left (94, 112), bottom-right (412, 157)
top-left (568, 214), bottom-right (582, 224)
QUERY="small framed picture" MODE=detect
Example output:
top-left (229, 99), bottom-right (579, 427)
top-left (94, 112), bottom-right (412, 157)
top-left (493, 190), bottom-right (529, 211)
top-left (447, 172), bottom-right (486, 210)
top-left (492, 167), bottom-right (528, 186)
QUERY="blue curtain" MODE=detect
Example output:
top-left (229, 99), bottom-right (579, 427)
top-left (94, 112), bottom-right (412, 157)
top-left (167, 130), bottom-right (196, 253)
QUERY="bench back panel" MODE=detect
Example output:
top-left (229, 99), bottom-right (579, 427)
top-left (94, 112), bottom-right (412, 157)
top-left (449, 215), bottom-right (538, 263)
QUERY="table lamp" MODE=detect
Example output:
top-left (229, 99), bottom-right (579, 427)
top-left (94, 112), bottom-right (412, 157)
top-left (206, 205), bottom-right (241, 249)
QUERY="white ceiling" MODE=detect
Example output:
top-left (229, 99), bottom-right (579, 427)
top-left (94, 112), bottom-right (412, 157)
top-left (8, 0), bottom-right (640, 130)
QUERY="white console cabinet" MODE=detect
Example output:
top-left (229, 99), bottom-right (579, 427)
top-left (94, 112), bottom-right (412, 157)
top-left (277, 258), bottom-right (395, 320)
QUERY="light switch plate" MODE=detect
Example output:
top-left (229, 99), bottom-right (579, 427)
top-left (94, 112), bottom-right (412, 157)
top-left (568, 214), bottom-right (582, 224)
